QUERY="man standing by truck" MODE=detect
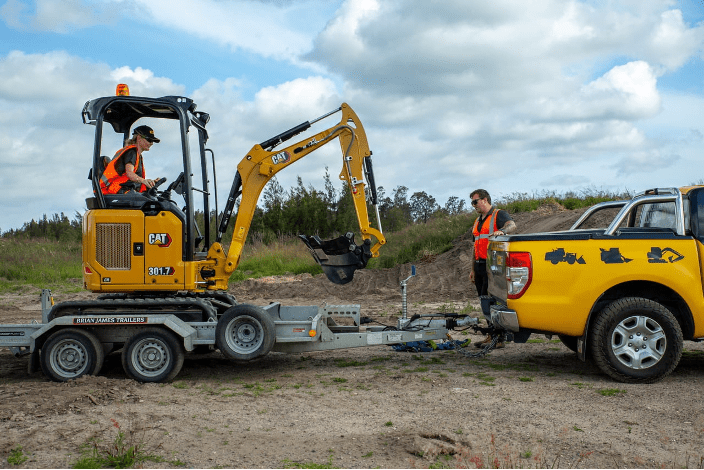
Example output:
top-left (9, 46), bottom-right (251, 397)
top-left (469, 189), bottom-right (516, 348)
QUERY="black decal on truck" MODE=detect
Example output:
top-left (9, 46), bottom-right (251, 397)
top-left (647, 247), bottom-right (684, 263)
top-left (545, 248), bottom-right (586, 265)
top-left (600, 248), bottom-right (632, 264)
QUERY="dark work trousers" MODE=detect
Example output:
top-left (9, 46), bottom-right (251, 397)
top-left (473, 259), bottom-right (489, 296)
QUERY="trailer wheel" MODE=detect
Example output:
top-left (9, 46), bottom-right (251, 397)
top-left (590, 297), bottom-right (682, 383)
top-left (122, 328), bottom-right (184, 383)
top-left (558, 335), bottom-right (579, 353)
top-left (40, 328), bottom-right (104, 382)
top-left (216, 304), bottom-right (275, 362)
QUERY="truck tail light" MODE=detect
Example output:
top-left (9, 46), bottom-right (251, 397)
top-left (506, 252), bottom-right (532, 299)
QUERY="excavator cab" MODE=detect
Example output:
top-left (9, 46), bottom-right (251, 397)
top-left (81, 87), bottom-right (385, 292)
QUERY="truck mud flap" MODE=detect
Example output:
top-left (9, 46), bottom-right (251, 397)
top-left (299, 233), bottom-right (372, 285)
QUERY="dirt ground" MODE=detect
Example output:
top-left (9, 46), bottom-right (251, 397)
top-left (2, 205), bottom-right (704, 469)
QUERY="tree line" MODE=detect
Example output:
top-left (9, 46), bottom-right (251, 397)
top-left (2, 212), bottom-right (83, 242)
top-left (239, 169), bottom-right (466, 244)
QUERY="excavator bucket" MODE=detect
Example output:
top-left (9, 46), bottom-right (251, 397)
top-left (299, 233), bottom-right (373, 285)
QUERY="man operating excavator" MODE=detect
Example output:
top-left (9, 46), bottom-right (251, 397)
top-left (99, 125), bottom-right (162, 194)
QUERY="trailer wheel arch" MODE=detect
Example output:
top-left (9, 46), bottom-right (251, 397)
top-left (587, 281), bottom-right (692, 339)
top-left (578, 280), bottom-right (692, 363)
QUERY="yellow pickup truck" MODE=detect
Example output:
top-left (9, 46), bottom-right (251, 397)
top-left (484, 186), bottom-right (704, 383)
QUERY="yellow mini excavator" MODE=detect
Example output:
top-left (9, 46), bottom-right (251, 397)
top-left (18, 86), bottom-right (393, 382)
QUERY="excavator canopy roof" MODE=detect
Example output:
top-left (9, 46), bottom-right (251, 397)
top-left (82, 95), bottom-right (196, 135)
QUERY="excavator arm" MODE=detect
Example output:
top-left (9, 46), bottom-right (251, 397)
top-left (207, 103), bottom-right (385, 285)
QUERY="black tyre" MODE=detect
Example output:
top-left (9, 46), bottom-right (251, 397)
top-left (558, 334), bottom-right (579, 353)
top-left (216, 304), bottom-right (275, 362)
top-left (121, 328), bottom-right (184, 383)
top-left (590, 297), bottom-right (682, 383)
top-left (40, 328), bottom-right (104, 382)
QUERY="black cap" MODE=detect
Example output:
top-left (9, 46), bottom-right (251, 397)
top-left (133, 125), bottom-right (160, 143)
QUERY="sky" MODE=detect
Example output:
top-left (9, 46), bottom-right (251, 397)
top-left (1, 0), bottom-right (704, 232)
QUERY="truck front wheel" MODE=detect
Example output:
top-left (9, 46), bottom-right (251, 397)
top-left (590, 297), bottom-right (682, 383)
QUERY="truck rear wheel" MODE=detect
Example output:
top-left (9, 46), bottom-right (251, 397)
top-left (590, 297), bottom-right (682, 383)
top-left (40, 328), bottom-right (104, 382)
top-left (216, 304), bottom-right (275, 362)
top-left (122, 328), bottom-right (184, 383)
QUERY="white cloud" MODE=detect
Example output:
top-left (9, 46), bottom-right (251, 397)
top-left (647, 9), bottom-right (704, 70)
top-left (530, 60), bottom-right (662, 122)
top-left (253, 77), bottom-right (339, 121)
top-left (587, 61), bottom-right (661, 117)
top-left (611, 150), bottom-right (681, 176)
top-left (0, 0), bottom-right (127, 32)
top-left (135, 0), bottom-right (332, 61)
top-left (539, 174), bottom-right (590, 187)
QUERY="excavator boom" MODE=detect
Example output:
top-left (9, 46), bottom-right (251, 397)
top-left (211, 103), bottom-right (385, 285)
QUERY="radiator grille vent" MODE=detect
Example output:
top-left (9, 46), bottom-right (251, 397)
top-left (96, 223), bottom-right (131, 270)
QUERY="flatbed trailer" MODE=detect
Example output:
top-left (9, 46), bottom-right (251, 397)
top-left (1, 288), bottom-right (476, 383)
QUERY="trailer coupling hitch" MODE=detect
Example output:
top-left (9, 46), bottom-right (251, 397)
top-left (299, 232), bottom-right (372, 285)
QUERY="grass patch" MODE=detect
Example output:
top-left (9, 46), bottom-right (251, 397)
top-left (0, 237), bottom-right (82, 293)
top-left (481, 362), bottom-right (540, 373)
top-left (72, 418), bottom-right (177, 469)
top-left (682, 349), bottom-right (704, 359)
top-left (368, 212), bottom-right (476, 268)
top-left (7, 445), bottom-right (28, 465)
top-left (228, 236), bottom-right (322, 282)
top-left (334, 359), bottom-right (368, 367)
top-left (282, 454), bottom-right (334, 469)
top-left (242, 381), bottom-right (282, 396)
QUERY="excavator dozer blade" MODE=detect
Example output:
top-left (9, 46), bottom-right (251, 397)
top-left (299, 233), bottom-right (373, 285)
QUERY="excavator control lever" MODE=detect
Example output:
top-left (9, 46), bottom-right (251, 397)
top-left (299, 232), bottom-right (372, 285)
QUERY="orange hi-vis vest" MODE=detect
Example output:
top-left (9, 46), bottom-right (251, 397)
top-left (99, 145), bottom-right (145, 194)
top-left (472, 209), bottom-right (500, 260)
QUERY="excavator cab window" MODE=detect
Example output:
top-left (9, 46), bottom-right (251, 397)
top-left (83, 94), bottom-right (207, 263)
